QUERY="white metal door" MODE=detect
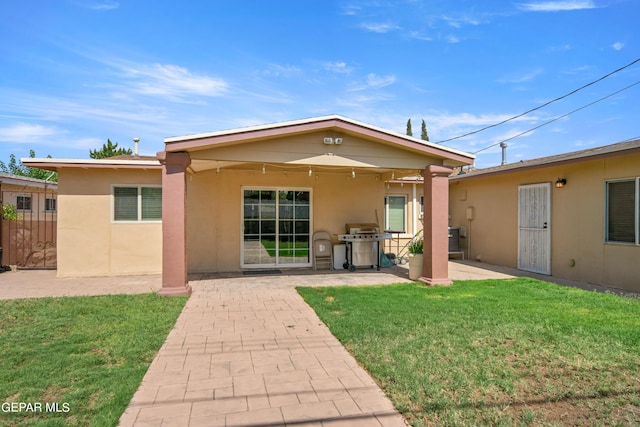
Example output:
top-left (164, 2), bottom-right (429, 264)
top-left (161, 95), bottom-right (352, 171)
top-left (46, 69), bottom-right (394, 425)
top-left (518, 183), bottom-right (551, 275)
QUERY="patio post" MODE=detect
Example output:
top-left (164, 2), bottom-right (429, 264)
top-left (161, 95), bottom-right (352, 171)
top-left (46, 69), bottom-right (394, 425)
top-left (157, 151), bottom-right (192, 296)
top-left (420, 164), bottom-right (453, 286)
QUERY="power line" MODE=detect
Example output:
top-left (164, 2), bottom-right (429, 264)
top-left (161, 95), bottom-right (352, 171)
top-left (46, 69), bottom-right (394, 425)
top-left (473, 80), bottom-right (640, 154)
top-left (435, 56), bottom-right (640, 144)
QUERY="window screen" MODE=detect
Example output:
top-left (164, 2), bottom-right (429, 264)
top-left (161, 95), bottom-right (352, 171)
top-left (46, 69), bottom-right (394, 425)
top-left (114, 187), bottom-right (139, 221)
top-left (606, 180), bottom-right (636, 243)
top-left (141, 187), bottom-right (162, 220)
top-left (385, 195), bottom-right (406, 232)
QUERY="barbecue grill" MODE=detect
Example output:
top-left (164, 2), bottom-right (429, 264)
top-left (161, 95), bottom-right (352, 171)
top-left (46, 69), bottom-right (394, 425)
top-left (337, 223), bottom-right (392, 272)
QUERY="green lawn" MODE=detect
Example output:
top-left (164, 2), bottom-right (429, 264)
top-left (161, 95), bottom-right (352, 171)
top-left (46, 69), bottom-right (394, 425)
top-left (297, 278), bottom-right (640, 426)
top-left (261, 239), bottom-right (309, 258)
top-left (0, 294), bottom-right (187, 427)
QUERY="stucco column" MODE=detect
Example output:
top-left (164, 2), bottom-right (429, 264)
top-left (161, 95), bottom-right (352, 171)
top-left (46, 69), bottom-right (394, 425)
top-left (420, 165), bottom-right (453, 286)
top-left (157, 151), bottom-right (192, 296)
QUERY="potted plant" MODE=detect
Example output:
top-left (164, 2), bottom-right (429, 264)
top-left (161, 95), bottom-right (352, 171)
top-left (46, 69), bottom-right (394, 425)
top-left (408, 238), bottom-right (423, 281)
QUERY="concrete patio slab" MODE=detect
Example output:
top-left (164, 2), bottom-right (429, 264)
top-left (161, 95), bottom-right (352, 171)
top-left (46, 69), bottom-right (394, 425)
top-left (0, 270), bottom-right (161, 299)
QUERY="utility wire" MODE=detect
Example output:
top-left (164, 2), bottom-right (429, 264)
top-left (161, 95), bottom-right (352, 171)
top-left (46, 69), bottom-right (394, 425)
top-left (473, 80), bottom-right (640, 154)
top-left (435, 56), bottom-right (640, 144)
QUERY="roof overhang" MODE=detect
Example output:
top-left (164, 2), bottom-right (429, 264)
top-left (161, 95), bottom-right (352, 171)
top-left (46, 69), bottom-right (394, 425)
top-left (21, 158), bottom-right (162, 172)
top-left (451, 139), bottom-right (640, 181)
top-left (164, 115), bottom-right (475, 167)
top-left (0, 173), bottom-right (58, 190)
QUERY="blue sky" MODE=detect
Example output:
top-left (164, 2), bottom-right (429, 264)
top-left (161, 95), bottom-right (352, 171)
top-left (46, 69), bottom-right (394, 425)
top-left (1, 0), bottom-right (639, 168)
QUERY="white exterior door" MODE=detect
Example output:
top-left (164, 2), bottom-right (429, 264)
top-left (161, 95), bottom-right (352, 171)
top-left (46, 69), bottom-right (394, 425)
top-left (518, 183), bottom-right (551, 275)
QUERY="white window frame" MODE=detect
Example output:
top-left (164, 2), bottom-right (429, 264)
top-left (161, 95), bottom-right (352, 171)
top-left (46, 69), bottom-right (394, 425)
top-left (384, 194), bottom-right (407, 234)
top-left (240, 186), bottom-right (313, 269)
top-left (111, 184), bottom-right (162, 223)
top-left (604, 177), bottom-right (639, 245)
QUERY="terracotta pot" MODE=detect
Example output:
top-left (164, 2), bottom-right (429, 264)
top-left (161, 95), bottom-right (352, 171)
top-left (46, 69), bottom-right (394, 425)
top-left (408, 254), bottom-right (423, 281)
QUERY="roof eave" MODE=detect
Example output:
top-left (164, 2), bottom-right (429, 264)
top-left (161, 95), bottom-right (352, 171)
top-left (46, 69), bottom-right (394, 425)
top-left (451, 142), bottom-right (640, 181)
top-left (22, 158), bottom-right (162, 171)
top-left (164, 115), bottom-right (475, 166)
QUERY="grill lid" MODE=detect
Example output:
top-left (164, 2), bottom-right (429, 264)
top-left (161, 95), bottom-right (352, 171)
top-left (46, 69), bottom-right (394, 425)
top-left (345, 223), bottom-right (379, 234)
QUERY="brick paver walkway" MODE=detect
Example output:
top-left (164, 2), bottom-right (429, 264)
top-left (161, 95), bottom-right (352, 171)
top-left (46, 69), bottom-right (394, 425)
top-left (118, 272), bottom-right (412, 427)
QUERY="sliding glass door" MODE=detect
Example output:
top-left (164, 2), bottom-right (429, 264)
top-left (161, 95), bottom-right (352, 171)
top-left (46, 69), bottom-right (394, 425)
top-left (242, 188), bottom-right (311, 268)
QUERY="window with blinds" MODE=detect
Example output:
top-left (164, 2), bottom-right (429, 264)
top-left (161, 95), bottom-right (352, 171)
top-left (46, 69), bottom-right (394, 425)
top-left (606, 179), bottom-right (638, 244)
top-left (113, 186), bottom-right (162, 222)
top-left (385, 195), bottom-right (406, 232)
top-left (141, 187), bottom-right (162, 220)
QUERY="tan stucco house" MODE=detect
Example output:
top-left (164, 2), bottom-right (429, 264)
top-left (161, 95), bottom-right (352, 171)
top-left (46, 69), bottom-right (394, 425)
top-left (449, 139), bottom-right (640, 293)
top-left (24, 115), bottom-right (475, 295)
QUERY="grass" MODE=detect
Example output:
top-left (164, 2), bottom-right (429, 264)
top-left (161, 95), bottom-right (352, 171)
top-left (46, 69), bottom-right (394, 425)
top-left (261, 239), bottom-right (309, 258)
top-left (0, 294), bottom-right (187, 427)
top-left (297, 278), bottom-right (640, 426)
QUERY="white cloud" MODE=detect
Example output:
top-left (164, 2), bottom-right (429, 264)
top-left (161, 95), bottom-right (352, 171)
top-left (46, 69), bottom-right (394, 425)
top-left (0, 123), bottom-right (62, 144)
top-left (442, 15), bottom-right (481, 28)
top-left (122, 63), bottom-right (228, 99)
top-left (428, 112), bottom-right (514, 129)
top-left (573, 139), bottom-right (596, 147)
top-left (366, 73), bottom-right (396, 88)
top-left (517, 1), bottom-right (597, 12)
top-left (74, 1), bottom-right (119, 11)
top-left (498, 68), bottom-right (543, 83)
top-left (548, 44), bottom-right (572, 52)
top-left (562, 65), bottom-right (590, 75)
top-left (91, 1), bottom-right (119, 10)
top-left (260, 64), bottom-right (301, 78)
top-left (341, 4), bottom-right (361, 16)
top-left (612, 42), bottom-right (624, 51)
top-left (359, 22), bottom-right (401, 33)
top-left (324, 61), bottom-right (354, 74)
top-left (409, 31), bottom-right (433, 42)
top-left (347, 73), bottom-right (397, 92)
top-left (445, 35), bottom-right (461, 44)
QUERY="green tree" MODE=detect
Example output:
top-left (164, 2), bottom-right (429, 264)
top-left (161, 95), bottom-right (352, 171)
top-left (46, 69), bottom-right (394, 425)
top-left (0, 150), bottom-right (57, 181)
top-left (406, 118), bottom-right (413, 136)
top-left (421, 119), bottom-right (430, 142)
top-left (89, 139), bottom-right (132, 159)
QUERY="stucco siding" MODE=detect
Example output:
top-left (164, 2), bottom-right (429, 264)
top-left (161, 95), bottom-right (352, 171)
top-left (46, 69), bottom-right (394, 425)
top-left (56, 168), bottom-right (162, 277)
top-left (449, 152), bottom-right (640, 292)
top-left (186, 168), bottom-right (385, 273)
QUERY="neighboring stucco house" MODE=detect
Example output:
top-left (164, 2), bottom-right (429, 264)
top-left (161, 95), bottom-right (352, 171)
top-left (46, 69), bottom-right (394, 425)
top-left (24, 116), bottom-right (475, 295)
top-left (1, 172), bottom-right (58, 268)
top-left (449, 139), bottom-right (640, 293)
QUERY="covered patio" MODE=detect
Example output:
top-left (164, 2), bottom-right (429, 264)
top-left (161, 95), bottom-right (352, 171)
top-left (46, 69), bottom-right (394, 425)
top-left (157, 116), bottom-right (474, 295)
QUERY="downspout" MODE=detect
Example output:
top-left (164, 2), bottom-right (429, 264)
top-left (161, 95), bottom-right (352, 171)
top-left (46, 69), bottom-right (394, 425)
top-left (44, 172), bottom-right (56, 183)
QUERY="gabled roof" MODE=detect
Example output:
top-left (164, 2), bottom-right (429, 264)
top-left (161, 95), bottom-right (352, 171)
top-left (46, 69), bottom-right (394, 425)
top-left (164, 115), bottom-right (475, 166)
top-left (451, 139), bottom-right (640, 181)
